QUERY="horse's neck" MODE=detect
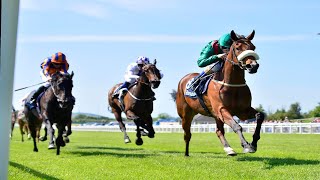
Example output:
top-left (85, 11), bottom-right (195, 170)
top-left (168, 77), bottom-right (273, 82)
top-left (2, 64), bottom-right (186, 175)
top-left (132, 80), bottom-right (153, 97)
top-left (223, 55), bottom-right (246, 85)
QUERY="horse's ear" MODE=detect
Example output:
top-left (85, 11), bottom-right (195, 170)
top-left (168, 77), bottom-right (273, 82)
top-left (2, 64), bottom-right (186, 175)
top-left (153, 59), bottom-right (157, 65)
top-left (70, 71), bottom-right (74, 79)
top-left (230, 30), bottom-right (238, 41)
top-left (247, 30), bottom-right (255, 40)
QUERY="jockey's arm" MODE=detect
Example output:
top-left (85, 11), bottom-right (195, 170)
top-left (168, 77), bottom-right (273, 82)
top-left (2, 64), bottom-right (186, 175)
top-left (197, 42), bottom-right (221, 68)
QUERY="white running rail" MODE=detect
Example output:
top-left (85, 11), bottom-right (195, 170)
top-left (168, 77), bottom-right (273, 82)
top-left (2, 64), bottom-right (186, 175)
top-left (73, 123), bottom-right (320, 134)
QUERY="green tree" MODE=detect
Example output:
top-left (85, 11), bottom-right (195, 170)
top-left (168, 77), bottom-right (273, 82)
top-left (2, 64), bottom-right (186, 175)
top-left (157, 113), bottom-right (173, 120)
top-left (309, 103), bottom-right (320, 117)
top-left (267, 108), bottom-right (286, 120)
top-left (255, 104), bottom-right (266, 114)
top-left (286, 102), bottom-right (302, 119)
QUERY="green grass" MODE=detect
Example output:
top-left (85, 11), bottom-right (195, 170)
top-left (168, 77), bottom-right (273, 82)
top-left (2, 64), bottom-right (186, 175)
top-left (8, 130), bottom-right (320, 180)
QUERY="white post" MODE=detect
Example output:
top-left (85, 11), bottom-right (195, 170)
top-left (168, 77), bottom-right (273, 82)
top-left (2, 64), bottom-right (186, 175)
top-left (0, 0), bottom-right (20, 179)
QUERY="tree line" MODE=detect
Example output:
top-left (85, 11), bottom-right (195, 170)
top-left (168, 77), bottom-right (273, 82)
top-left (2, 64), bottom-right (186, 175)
top-left (255, 102), bottom-right (320, 121)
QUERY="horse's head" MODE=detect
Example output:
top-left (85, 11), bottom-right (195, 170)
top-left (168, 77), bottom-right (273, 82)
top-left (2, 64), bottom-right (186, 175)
top-left (50, 71), bottom-right (75, 108)
top-left (227, 30), bottom-right (260, 74)
top-left (140, 59), bottom-right (162, 89)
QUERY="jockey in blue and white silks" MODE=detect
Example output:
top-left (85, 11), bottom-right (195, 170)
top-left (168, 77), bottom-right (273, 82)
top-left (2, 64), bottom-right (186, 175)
top-left (113, 56), bottom-right (163, 98)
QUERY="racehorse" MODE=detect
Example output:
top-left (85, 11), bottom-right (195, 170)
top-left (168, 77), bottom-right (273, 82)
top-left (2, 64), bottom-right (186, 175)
top-left (26, 72), bottom-right (74, 155)
top-left (10, 107), bottom-right (17, 139)
top-left (16, 109), bottom-right (31, 142)
top-left (24, 92), bottom-right (43, 152)
top-left (108, 60), bottom-right (162, 145)
top-left (175, 30), bottom-right (265, 156)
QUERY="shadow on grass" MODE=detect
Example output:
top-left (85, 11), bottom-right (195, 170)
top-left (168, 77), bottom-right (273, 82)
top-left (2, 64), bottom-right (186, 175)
top-left (9, 161), bottom-right (59, 180)
top-left (76, 146), bottom-right (143, 151)
top-left (68, 150), bottom-right (155, 158)
top-left (237, 156), bottom-right (320, 169)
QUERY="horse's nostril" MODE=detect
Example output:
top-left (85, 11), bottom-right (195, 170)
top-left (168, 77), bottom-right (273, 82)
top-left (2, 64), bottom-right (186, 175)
top-left (246, 64), bottom-right (252, 69)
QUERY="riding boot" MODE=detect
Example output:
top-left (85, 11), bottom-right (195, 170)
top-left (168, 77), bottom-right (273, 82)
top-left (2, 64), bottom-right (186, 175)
top-left (112, 82), bottom-right (130, 98)
top-left (26, 86), bottom-right (46, 109)
top-left (189, 71), bottom-right (205, 91)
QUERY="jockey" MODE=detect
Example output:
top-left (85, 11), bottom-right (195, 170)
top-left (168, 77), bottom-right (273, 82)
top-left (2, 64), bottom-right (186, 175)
top-left (112, 56), bottom-right (150, 99)
top-left (189, 33), bottom-right (233, 90)
top-left (27, 52), bottom-right (69, 109)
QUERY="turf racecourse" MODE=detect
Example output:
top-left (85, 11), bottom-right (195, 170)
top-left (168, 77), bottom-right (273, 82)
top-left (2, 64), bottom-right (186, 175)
top-left (8, 130), bottom-right (320, 180)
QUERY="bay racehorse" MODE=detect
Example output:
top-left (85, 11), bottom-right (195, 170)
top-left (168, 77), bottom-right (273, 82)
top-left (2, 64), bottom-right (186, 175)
top-left (108, 60), bottom-right (162, 145)
top-left (176, 30), bottom-right (265, 156)
top-left (16, 109), bottom-right (31, 142)
top-left (27, 72), bottom-right (75, 155)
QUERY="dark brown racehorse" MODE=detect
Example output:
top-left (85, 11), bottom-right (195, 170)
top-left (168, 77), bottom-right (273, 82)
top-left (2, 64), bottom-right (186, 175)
top-left (108, 60), bottom-right (162, 145)
top-left (26, 72), bottom-right (74, 155)
top-left (176, 30), bottom-right (265, 156)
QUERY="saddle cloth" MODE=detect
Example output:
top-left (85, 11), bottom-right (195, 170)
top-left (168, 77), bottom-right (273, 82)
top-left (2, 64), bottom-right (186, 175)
top-left (185, 75), bottom-right (213, 98)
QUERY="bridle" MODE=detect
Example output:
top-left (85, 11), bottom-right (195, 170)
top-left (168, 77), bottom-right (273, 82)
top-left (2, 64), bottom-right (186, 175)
top-left (225, 40), bottom-right (252, 70)
top-left (137, 64), bottom-right (160, 87)
top-left (50, 76), bottom-right (73, 106)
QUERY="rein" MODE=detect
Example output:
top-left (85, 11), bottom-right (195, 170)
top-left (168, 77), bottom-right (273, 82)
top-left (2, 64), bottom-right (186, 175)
top-left (128, 67), bottom-right (156, 101)
top-left (214, 42), bottom-right (249, 87)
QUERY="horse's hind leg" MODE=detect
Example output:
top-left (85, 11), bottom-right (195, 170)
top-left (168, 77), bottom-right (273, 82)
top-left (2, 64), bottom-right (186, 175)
top-left (39, 126), bottom-right (48, 141)
top-left (30, 125), bottom-right (38, 152)
top-left (56, 124), bottom-right (66, 155)
top-left (216, 120), bottom-right (236, 156)
top-left (113, 108), bottom-right (131, 143)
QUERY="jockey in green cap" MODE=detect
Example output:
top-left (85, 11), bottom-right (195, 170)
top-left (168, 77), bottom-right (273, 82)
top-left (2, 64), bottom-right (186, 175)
top-left (189, 33), bottom-right (233, 91)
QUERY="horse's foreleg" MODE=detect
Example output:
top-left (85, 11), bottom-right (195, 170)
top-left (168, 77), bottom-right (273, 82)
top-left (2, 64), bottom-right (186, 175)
top-left (56, 125), bottom-right (66, 155)
top-left (251, 111), bottom-right (265, 151)
top-left (44, 119), bottom-right (55, 149)
top-left (134, 119), bottom-right (143, 146)
top-left (215, 120), bottom-right (236, 156)
top-left (142, 115), bottom-right (155, 138)
top-left (220, 108), bottom-right (254, 153)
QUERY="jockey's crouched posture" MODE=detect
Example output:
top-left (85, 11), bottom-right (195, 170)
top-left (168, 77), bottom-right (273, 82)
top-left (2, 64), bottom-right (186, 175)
top-left (112, 56), bottom-right (163, 100)
top-left (189, 33), bottom-right (232, 91)
top-left (26, 52), bottom-right (71, 110)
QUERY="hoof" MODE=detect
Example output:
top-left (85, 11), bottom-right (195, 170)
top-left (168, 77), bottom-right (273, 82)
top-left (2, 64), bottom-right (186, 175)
top-left (33, 148), bottom-right (38, 152)
top-left (135, 138), bottom-right (143, 146)
top-left (148, 134), bottom-right (155, 138)
top-left (39, 136), bottom-right (47, 141)
top-left (28, 134), bottom-right (31, 140)
top-left (63, 136), bottom-right (70, 143)
top-left (48, 144), bottom-right (56, 149)
top-left (224, 147), bottom-right (237, 156)
top-left (243, 146), bottom-right (256, 153)
top-left (124, 138), bottom-right (131, 144)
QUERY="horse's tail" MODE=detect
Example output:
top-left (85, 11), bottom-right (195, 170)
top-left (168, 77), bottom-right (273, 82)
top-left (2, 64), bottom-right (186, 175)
top-left (170, 89), bottom-right (177, 102)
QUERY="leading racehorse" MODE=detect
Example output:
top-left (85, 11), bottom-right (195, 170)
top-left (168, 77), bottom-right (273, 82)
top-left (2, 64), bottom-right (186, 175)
top-left (108, 60), bottom-right (162, 145)
top-left (176, 30), bottom-right (265, 156)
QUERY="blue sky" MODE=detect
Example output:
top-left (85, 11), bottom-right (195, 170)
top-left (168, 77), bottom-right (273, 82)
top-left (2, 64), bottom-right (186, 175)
top-left (12, 0), bottom-right (320, 118)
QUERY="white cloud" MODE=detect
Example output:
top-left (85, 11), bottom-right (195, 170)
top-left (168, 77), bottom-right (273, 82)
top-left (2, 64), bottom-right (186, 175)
top-left (20, 0), bottom-right (109, 19)
top-left (18, 34), bottom-right (313, 44)
top-left (67, 3), bottom-right (109, 19)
